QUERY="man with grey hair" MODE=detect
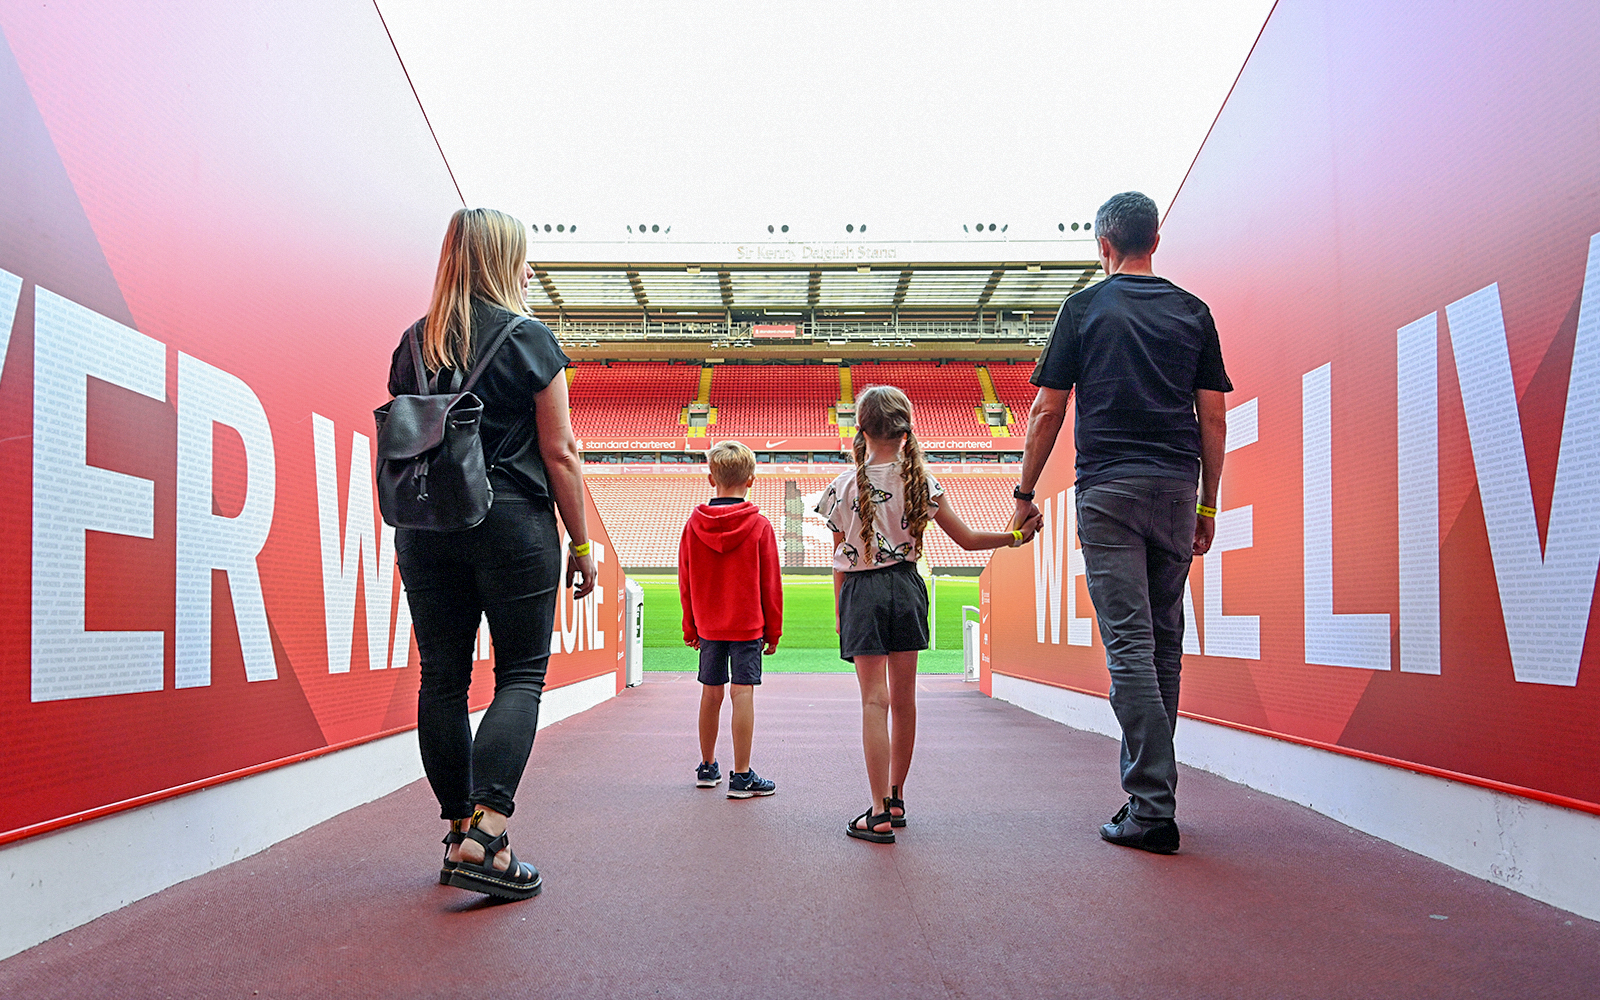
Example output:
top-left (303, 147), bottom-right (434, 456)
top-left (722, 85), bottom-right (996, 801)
top-left (1012, 191), bottom-right (1231, 854)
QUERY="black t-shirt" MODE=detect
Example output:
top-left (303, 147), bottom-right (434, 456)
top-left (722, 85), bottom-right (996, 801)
top-left (1031, 273), bottom-right (1232, 489)
top-left (389, 299), bottom-right (570, 502)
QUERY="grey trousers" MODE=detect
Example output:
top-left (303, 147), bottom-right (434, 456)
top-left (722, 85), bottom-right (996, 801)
top-left (1076, 476), bottom-right (1197, 822)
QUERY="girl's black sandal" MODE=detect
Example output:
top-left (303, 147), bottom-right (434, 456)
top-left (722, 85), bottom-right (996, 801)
top-left (446, 818), bottom-right (543, 901)
top-left (439, 818), bottom-right (469, 885)
top-left (846, 799), bottom-right (896, 844)
top-left (886, 784), bottom-right (907, 828)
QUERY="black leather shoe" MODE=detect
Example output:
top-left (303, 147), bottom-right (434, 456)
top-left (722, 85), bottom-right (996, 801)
top-left (1099, 804), bottom-right (1180, 854)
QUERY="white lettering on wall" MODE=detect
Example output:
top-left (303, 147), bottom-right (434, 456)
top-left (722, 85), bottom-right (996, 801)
top-left (174, 353), bottom-right (278, 687)
top-left (31, 287), bottom-right (167, 701)
top-left (311, 414), bottom-right (406, 674)
top-left (1182, 580), bottom-right (1200, 654)
top-left (1034, 490), bottom-right (1064, 644)
top-left (1302, 363), bottom-right (1391, 669)
top-left (1032, 490), bottom-right (1091, 646)
top-left (1397, 313), bottom-right (1440, 674)
top-left (0, 267), bottom-right (21, 383)
top-left (1204, 397), bottom-right (1260, 659)
top-left (1445, 235), bottom-right (1600, 686)
top-left (554, 538), bottom-right (606, 654)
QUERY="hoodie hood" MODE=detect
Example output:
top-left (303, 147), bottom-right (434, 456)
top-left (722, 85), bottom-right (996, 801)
top-left (688, 501), bottom-right (766, 553)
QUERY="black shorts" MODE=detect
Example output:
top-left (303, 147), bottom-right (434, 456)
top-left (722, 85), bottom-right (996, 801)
top-left (698, 638), bottom-right (763, 686)
top-left (838, 561), bottom-right (929, 662)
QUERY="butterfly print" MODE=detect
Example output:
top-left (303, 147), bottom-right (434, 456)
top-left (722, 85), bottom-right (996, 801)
top-left (876, 532), bottom-right (913, 563)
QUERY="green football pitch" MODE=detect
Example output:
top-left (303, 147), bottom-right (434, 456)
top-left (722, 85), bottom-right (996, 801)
top-left (634, 574), bottom-right (979, 673)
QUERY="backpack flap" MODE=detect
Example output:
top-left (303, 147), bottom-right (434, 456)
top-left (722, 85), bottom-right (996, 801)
top-left (375, 392), bottom-right (483, 461)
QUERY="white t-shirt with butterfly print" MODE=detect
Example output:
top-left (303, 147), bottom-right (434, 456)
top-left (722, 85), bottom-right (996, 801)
top-left (815, 463), bottom-right (944, 572)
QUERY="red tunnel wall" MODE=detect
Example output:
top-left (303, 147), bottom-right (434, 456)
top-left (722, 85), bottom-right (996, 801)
top-left (0, 3), bottom-right (624, 844)
top-left (984, 0), bottom-right (1600, 812)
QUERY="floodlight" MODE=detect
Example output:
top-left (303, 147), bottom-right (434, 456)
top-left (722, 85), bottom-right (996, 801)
top-left (651, 224), bottom-right (658, 233)
top-left (557, 224), bottom-right (565, 232)
top-left (781, 225), bottom-right (789, 233)
top-left (544, 224), bottom-right (552, 232)
top-left (988, 223), bottom-right (996, 232)
top-left (570, 225), bottom-right (577, 233)
top-left (1058, 223), bottom-right (1065, 231)
top-left (859, 224), bottom-right (866, 233)
top-left (1071, 222), bottom-right (1079, 231)
top-left (768, 225), bottom-right (774, 233)
top-left (846, 224), bottom-right (854, 233)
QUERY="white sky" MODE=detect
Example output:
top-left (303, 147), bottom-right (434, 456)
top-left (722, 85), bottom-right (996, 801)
top-left (379, 1), bottom-right (1275, 246)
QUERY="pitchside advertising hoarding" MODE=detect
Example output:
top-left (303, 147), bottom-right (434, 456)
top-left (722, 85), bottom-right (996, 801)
top-left (984, 0), bottom-right (1600, 813)
top-left (0, 5), bottom-right (625, 844)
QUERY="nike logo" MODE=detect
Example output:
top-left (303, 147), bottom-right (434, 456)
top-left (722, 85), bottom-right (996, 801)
top-left (765, 439), bottom-right (788, 448)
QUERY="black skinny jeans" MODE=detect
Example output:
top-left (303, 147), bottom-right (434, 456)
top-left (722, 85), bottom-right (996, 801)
top-left (397, 499), bottom-right (561, 820)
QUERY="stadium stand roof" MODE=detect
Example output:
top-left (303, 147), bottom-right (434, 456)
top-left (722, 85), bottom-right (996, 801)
top-left (529, 250), bottom-right (1097, 362)
top-left (527, 259), bottom-right (1098, 315)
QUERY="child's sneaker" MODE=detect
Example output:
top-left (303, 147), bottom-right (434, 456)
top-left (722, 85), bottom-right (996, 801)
top-left (695, 760), bottom-right (721, 788)
top-left (726, 769), bottom-right (776, 799)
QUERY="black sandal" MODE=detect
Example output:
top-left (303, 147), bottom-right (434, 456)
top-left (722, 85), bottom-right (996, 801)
top-left (846, 798), bottom-right (896, 844)
top-left (439, 817), bottom-right (469, 885)
top-left (446, 814), bottom-right (543, 901)
top-left (886, 784), bottom-right (907, 828)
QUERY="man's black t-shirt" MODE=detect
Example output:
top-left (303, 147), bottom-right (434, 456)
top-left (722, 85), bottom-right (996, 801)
top-left (1030, 273), bottom-right (1232, 489)
top-left (389, 299), bottom-right (570, 502)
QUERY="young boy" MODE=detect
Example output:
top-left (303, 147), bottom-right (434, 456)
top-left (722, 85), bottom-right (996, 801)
top-left (678, 441), bottom-right (782, 798)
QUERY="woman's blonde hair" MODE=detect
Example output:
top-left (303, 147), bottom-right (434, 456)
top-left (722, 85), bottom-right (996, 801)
top-left (422, 208), bottom-right (529, 371)
top-left (851, 384), bottom-right (932, 552)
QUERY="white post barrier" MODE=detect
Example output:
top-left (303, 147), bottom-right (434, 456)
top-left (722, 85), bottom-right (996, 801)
top-left (624, 577), bottom-right (644, 687)
top-left (961, 604), bottom-right (980, 682)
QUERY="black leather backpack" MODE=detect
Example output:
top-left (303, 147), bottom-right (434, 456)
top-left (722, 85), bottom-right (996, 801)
top-left (373, 315), bottom-right (521, 531)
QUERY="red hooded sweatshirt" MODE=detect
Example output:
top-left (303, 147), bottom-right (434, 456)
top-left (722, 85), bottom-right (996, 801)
top-left (679, 501), bottom-right (783, 645)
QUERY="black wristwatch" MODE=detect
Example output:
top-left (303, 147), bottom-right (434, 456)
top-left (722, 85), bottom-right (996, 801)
top-left (1013, 485), bottom-right (1036, 502)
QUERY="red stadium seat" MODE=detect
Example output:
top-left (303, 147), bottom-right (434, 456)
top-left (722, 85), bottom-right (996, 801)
top-left (849, 362), bottom-right (988, 438)
top-left (568, 362), bottom-right (703, 440)
top-left (708, 365), bottom-right (838, 437)
top-left (587, 473), bottom-right (1013, 570)
top-left (984, 361), bottom-right (1038, 428)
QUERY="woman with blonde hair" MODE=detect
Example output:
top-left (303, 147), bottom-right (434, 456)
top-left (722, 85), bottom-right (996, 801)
top-left (389, 208), bottom-right (593, 900)
top-left (815, 385), bottom-right (1041, 842)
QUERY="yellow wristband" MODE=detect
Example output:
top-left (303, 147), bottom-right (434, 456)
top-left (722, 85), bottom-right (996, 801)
top-left (1010, 529), bottom-right (1024, 547)
top-left (569, 540), bottom-right (591, 556)
top-left (1196, 503), bottom-right (1217, 518)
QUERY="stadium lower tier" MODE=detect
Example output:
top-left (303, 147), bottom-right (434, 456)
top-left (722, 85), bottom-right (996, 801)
top-left (585, 473), bottom-right (1018, 569)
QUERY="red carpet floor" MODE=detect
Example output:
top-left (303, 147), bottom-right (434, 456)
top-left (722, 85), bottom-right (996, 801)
top-left (3, 674), bottom-right (1597, 999)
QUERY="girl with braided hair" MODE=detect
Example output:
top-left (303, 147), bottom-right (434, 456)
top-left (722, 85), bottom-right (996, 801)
top-left (814, 385), bottom-right (1043, 843)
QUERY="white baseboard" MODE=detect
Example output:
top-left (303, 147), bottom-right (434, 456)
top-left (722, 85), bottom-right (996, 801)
top-left (0, 672), bottom-right (618, 960)
top-left (990, 673), bottom-right (1600, 922)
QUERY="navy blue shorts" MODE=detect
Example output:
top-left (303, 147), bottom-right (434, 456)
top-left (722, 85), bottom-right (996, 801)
top-left (698, 638), bottom-right (763, 686)
top-left (838, 560), bottom-right (930, 662)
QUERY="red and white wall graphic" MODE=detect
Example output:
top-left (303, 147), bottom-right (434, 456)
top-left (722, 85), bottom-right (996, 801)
top-left (0, 3), bottom-right (626, 845)
top-left (983, 0), bottom-right (1600, 814)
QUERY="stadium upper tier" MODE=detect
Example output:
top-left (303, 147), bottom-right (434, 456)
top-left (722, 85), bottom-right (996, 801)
top-left (566, 360), bottom-right (1041, 444)
top-left (585, 473), bottom-right (1017, 569)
